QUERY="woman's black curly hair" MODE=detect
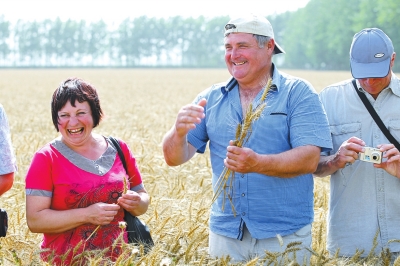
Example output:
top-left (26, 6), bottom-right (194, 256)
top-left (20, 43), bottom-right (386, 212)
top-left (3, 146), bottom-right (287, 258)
top-left (51, 78), bottom-right (103, 131)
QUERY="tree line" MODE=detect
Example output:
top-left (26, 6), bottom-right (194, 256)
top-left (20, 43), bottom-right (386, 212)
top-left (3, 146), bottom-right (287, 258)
top-left (0, 0), bottom-right (399, 71)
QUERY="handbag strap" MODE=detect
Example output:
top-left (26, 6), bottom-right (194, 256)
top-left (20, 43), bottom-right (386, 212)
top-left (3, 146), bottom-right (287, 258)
top-left (109, 136), bottom-right (128, 172)
top-left (352, 79), bottom-right (400, 150)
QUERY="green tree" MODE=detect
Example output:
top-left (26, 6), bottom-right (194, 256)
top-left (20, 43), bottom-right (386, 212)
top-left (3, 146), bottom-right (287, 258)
top-left (200, 16), bottom-right (227, 67)
top-left (2, 4), bottom-right (400, 69)
top-left (281, 0), bottom-right (361, 70)
top-left (14, 20), bottom-right (44, 66)
top-left (179, 16), bottom-right (226, 67)
top-left (85, 20), bottom-right (108, 66)
top-left (373, 0), bottom-right (400, 72)
top-left (0, 16), bottom-right (10, 65)
top-left (116, 17), bottom-right (147, 66)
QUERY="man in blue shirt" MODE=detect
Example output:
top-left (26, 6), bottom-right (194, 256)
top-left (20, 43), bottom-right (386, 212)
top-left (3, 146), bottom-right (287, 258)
top-left (162, 14), bottom-right (332, 263)
top-left (315, 28), bottom-right (400, 262)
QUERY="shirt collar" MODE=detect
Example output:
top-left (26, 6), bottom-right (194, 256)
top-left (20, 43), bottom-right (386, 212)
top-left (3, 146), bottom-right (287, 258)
top-left (389, 73), bottom-right (400, 97)
top-left (356, 73), bottom-right (400, 97)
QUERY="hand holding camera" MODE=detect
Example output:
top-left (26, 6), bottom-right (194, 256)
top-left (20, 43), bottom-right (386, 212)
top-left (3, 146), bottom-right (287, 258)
top-left (358, 147), bottom-right (383, 164)
top-left (336, 137), bottom-right (383, 165)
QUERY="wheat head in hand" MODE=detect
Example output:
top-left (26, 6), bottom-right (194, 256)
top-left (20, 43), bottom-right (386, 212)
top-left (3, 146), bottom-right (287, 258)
top-left (211, 78), bottom-right (272, 216)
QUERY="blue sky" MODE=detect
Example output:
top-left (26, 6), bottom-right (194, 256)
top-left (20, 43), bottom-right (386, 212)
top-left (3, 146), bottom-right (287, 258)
top-left (0, 0), bottom-right (310, 23)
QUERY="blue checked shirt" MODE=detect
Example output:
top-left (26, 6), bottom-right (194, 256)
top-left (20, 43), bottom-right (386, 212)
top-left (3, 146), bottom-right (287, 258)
top-left (319, 74), bottom-right (400, 256)
top-left (187, 65), bottom-right (332, 240)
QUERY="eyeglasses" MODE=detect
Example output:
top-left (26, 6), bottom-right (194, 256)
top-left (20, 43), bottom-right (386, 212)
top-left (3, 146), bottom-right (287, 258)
top-left (58, 111), bottom-right (91, 122)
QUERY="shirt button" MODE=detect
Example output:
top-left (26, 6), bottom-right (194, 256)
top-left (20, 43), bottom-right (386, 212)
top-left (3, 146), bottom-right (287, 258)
top-left (99, 171), bottom-right (103, 174)
top-left (95, 164), bottom-right (99, 168)
top-left (241, 193), bottom-right (245, 197)
top-left (242, 212), bottom-right (246, 216)
top-left (241, 174), bottom-right (244, 178)
top-left (374, 135), bottom-right (379, 139)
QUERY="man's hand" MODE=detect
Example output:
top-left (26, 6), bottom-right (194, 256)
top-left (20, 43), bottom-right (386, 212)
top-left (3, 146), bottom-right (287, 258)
top-left (162, 98), bottom-right (206, 166)
top-left (331, 137), bottom-right (365, 169)
top-left (224, 140), bottom-right (259, 173)
top-left (174, 98), bottom-right (206, 137)
top-left (374, 143), bottom-right (400, 177)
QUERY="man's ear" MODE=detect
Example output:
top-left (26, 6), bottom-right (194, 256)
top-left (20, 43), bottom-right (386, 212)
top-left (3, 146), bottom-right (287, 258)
top-left (390, 52), bottom-right (396, 68)
top-left (268, 39), bottom-right (275, 52)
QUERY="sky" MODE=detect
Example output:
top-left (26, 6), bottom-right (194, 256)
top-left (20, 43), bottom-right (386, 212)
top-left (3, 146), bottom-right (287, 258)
top-left (0, 0), bottom-right (310, 24)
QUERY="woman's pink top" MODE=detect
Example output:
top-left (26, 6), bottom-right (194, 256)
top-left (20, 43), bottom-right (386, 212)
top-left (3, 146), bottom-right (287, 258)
top-left (25, 137), bottom-right (144, 265)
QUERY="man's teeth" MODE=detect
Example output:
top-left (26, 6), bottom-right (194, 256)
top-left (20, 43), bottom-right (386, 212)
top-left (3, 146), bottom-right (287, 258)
top-left (234, 62), bottom-right (245, 65)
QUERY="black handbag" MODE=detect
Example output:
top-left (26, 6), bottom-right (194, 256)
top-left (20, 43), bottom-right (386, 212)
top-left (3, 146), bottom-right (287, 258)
top-left (108, 136), bottom-right (154, 250)
top-left (0, 208), bottom-right (8, 237)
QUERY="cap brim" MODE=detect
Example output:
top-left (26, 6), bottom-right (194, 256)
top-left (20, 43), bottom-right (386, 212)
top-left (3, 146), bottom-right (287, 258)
top-left (350, 57), bottom-right (391, 79)
top-left (274, 42), bottom-right (285, 54)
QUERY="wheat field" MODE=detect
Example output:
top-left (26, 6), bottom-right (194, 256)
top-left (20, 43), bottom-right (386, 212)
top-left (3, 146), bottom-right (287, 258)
top-left (0, 68), bottom-right (395, 265)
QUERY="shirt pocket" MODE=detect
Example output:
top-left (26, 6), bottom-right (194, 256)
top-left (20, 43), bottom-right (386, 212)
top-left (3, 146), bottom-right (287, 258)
top-left (330, 122), bottom-right (362, 152)
top-left (388, 120), bottom-right (400, 143)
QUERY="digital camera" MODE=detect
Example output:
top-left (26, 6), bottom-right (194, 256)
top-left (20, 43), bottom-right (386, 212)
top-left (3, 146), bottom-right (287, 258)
top-left (359, 147), bottom-right (382, 164)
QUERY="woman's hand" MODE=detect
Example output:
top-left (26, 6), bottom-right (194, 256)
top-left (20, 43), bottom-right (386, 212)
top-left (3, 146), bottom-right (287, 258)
top-left (86, 202), bottom-right (120, 225)
top-left (118, 189), bottom-right (150, 216)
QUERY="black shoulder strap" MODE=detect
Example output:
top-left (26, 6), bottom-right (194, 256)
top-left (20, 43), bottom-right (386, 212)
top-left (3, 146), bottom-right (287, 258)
top-left (352, 79), bottom-right (400, 150)
top-left (109, 136), bottom-right (128, 172)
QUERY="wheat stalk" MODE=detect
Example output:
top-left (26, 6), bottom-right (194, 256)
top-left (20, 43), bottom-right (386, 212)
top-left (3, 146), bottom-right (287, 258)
top-left (212, 78), bottom-right (272, 216)
top-left (120, 176), bottom-right (128, 229)
top-left (85, 225), bottom-right (101, 242)
top-left (123, 176), bottom-right (128, 194)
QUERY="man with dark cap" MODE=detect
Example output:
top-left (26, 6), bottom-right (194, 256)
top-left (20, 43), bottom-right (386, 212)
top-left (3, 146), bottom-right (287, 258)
top-left (315, 28), bottom-right (400, 262)
top-left (162, 14), bottom-right (332, 263)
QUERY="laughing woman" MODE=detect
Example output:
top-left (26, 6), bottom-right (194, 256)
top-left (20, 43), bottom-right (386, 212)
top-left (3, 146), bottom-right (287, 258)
top-left (25, 78), bottom-right (150, 265)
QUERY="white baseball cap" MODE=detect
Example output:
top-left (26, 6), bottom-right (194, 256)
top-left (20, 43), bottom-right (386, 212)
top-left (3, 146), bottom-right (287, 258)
top-left (224, 14), bottom-right (285, 54)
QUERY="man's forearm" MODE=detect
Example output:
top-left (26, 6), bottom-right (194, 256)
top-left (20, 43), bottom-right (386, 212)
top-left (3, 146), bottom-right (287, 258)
top-left (162, 128), bottom-right (194, 166)
top-left (0, 172), bottom-right (14, 196)
top-left (313, 155), bottom-right (338, 177)
top-left (256, 146), bottom-right (321, 178)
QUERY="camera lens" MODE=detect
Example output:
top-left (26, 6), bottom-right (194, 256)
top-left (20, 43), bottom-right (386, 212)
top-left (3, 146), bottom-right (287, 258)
top-left (372, 152), bottom-right (380, 161)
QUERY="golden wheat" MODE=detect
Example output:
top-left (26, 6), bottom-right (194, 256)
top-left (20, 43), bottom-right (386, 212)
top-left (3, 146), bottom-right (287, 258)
top-left (1, 68), bottom-right (398, 265)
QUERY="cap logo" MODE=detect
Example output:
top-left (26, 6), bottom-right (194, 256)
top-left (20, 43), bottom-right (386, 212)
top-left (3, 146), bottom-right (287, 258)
top-left (374, 53), bottom-right (385, 58)
top-left (225, 24), bottom-right (236, 30)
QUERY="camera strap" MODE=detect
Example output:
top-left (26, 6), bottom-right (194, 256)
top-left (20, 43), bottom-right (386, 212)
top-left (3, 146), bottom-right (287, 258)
top-left (352, 79), bottom-right (400, 151)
